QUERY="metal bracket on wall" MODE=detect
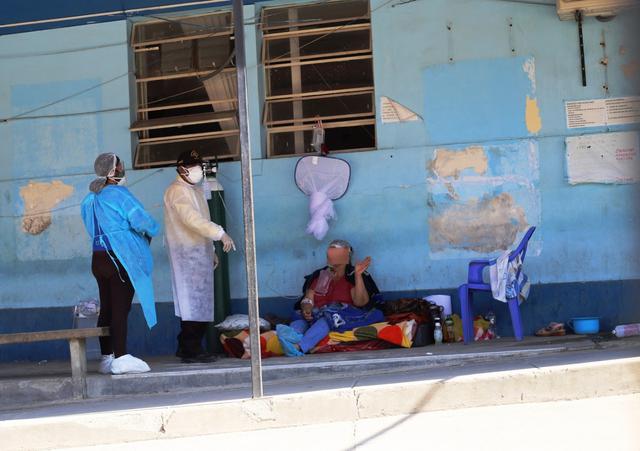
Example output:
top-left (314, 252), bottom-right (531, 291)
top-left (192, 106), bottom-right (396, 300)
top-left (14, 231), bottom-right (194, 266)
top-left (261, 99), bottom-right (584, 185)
top-left (508, 17), bottom-right (516, 56)
top-left (575, 10), bottom-right (587, 86)
top-left (447, 21), bottom-right (454, 63)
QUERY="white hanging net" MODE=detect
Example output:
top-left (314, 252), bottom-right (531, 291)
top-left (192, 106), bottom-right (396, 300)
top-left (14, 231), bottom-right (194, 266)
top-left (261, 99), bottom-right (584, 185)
top-left (295, 156), bottom-right (351, 240)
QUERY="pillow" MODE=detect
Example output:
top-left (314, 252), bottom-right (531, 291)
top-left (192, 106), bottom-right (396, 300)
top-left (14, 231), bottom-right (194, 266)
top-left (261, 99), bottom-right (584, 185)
top-left (215, 314), bottom-right (271, 331)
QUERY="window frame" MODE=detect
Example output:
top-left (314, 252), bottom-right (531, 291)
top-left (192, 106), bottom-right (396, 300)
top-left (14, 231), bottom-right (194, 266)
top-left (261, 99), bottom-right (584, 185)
top-left (129, 11), bottom-right (240, 169)
top-left (260, 0), bottom-right (376, 158)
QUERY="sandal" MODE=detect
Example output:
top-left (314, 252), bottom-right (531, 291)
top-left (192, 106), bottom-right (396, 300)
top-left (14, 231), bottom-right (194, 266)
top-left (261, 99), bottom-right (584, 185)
top-left (535, 322), bottom-right (566, 337)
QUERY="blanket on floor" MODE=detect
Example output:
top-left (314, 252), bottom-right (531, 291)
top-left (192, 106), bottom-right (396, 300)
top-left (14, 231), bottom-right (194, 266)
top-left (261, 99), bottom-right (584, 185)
top-left (220, 319), bottom-right (417, 359)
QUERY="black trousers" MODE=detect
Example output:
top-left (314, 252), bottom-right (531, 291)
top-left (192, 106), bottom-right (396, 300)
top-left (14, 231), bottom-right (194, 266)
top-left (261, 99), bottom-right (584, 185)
top-left (92, 251), bottom-right (134, 358)
top-left (178, 321), bottom-right (208, 357)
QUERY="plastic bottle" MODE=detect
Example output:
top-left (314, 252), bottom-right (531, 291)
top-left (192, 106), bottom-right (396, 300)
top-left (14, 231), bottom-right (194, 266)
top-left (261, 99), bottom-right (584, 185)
top-left (445, 315), bottom-right (455, 343)
top-left (434, 322), bottom-right (443, 344)
top-left (612, 323), bottom-right (640, 338)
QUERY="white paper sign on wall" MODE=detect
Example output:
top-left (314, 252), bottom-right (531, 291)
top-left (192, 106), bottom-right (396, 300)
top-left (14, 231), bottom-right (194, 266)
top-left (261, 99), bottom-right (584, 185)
top-left (565, 96), bottom-right (640, 129)
top-left (380, 96), bottom-right (420, 123)
top-left (566, 131), bottom-right (640, 184)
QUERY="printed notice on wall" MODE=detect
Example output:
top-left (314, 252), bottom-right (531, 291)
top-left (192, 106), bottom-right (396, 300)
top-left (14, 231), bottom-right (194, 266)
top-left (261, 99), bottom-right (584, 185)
top-left (565, 96), bottom-right (640, 129)
top-left (381, 96), bottom-right (420, 123)
top-left (566, 131), bottom-right (640, 184)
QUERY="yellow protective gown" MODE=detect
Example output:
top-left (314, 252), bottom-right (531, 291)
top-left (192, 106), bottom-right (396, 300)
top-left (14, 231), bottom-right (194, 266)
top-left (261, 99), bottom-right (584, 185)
top-left (163, 176), bottom-right (225, 322)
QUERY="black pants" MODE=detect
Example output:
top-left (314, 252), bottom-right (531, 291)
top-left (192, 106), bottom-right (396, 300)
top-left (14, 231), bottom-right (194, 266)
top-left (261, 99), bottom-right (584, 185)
top-left (178, 321), bottom-right (208, 357)
top-left (92, 251), bottom-right (134, 358)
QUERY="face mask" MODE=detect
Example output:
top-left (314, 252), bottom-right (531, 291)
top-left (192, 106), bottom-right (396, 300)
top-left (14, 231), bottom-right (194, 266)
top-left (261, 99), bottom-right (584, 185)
top-left (186, 166), bottom-right (204, 185)
top-left (108, 163), bottom-right (126, 186)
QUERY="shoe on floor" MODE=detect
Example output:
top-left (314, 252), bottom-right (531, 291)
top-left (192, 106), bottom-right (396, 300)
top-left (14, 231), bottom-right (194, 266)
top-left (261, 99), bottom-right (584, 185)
top-left (99, 354), bottom-right (114, 374)
top-left (110, 354), bottom-right (151, 374)
top-left (535, 322), bottom-right (566, 337)
top-left (180, 353), bottom-right (218, 364)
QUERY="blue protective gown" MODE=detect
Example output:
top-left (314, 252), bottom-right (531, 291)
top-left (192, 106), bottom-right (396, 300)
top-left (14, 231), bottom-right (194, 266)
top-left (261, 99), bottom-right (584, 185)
top-left (81, 185), bottom-right (159, 328)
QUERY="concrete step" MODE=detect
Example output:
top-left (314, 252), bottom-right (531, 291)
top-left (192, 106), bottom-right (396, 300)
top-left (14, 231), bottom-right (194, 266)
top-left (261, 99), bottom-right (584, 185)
top-left (1, 341), bottom-right (639, 450)
top-left (0, 335), bottom-right (601, 410)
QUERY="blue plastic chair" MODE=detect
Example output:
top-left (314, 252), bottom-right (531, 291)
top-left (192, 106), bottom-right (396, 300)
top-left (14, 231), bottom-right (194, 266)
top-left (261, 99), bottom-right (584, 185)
top-left (458, 226), bottom-right (536, 344)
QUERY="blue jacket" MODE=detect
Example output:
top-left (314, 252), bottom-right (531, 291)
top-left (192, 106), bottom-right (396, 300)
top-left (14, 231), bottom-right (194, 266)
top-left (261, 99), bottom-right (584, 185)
top-left (81, 186), bottom-right (159, 328)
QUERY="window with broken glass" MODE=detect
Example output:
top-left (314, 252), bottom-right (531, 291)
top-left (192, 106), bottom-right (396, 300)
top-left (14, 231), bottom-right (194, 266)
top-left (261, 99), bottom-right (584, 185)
top-left (261, 0), bottom-right (376, 157)
top-left (130, 12), bottom-right (239, 168)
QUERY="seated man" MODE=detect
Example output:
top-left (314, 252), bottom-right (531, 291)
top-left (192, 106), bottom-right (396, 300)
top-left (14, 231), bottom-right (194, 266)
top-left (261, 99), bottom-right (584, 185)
top-left (277, 239), bottom-right (383, 356)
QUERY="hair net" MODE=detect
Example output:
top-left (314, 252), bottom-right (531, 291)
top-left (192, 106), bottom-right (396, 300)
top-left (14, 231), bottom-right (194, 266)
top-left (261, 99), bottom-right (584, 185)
top-left (89, 153), bottom-right (118, 193)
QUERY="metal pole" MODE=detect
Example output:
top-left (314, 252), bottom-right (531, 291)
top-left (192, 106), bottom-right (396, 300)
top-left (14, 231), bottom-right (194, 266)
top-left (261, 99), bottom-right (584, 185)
top-left (233, 0), bottom-right (263, 398)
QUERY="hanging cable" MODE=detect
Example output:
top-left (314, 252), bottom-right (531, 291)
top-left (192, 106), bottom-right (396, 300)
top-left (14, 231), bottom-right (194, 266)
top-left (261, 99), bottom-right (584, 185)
top-left (0, 72), bottom-right (130, 123)
top-left (0, 0), bottom-right (397, 128)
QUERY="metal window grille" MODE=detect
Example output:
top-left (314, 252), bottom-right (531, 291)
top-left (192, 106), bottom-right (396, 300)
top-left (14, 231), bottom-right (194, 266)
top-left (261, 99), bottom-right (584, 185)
top-left (261, 0), bottom-right (376, 157)
top-left (130, 11), bottom-right (240, 168)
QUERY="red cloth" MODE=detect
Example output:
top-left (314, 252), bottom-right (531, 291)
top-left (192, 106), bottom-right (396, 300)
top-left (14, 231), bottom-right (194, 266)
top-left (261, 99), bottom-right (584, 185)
top-left (310, 275), bottom-right (354, 308)
top-left (312, 339), bottom-right (392, 354)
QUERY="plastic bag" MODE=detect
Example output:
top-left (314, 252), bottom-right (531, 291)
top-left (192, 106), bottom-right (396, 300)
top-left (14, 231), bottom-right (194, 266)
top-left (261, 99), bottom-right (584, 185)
top-left (215, 314), bottom-right (271, 331)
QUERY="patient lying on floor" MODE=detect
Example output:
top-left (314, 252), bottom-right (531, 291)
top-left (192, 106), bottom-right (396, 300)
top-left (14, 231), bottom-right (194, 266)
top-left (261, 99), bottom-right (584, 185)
top-left (277, 239), bottom-right (383, 356)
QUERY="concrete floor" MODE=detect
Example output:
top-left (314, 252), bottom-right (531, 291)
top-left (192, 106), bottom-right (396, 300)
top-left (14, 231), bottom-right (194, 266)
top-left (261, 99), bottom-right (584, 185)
top-left (0, 334), bottom-right (604, 380)
top-left (1, 334), bottom-right (638, 414)
top-left (2, 337), bottom-right (639, 450)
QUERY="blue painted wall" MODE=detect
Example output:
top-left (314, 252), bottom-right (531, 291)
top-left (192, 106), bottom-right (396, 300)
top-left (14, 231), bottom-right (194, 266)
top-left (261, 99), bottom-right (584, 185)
top-left (1, 0), bottom-right (639, 360)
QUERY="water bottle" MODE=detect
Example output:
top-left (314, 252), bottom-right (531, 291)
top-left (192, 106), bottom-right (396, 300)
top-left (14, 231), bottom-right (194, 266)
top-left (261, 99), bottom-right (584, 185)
top-left (612, 323), bottom-right (640, 338)
top-left (434, 322), bottom-right (443, 344)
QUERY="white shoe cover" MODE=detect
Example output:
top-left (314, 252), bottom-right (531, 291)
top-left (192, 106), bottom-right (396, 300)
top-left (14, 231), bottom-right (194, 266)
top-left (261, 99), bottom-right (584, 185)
top-left (99, 354), bottom-right (114, 374)
top-left (110, 354), bottom-right (151, 375)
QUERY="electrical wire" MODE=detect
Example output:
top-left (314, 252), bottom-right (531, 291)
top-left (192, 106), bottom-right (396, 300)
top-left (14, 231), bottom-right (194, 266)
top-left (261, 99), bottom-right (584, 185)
top-left (0, 42), bottom-right (128, 59)
top-left (0, 168), bottom-right (165, 219)
top-left (136, 0), bottom-right (395, 109)
top-left (0, 72), bottom-right (130, 123)
top-left (212, 189), bottom-right (302, 300)
top-left (0, 0), bottom-right (396, 128)
top-left (6, 107), bottom-right (130, 122)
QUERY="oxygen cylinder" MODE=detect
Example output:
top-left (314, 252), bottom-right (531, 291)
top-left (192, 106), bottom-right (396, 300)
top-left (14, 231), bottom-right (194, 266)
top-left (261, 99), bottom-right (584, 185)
top-left (203, 161), bottom-right (231, 353)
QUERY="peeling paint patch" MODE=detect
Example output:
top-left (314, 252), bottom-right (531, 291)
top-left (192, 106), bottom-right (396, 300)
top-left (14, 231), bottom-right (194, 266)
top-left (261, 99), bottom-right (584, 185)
top-left (429, 193), bottom-right (528, 253)
top-left (525, 96), bottom-right (542, 134)
top-left (430, 146), bottom-right (488, 179)
top-left (522, 57), bottom-right (536, 93)
top-left (426, 140), bottom-right (541, 258)
top-left (622, 61), bottom-right (639, 79)
top-left (19, 181), bottom-right (74, 235)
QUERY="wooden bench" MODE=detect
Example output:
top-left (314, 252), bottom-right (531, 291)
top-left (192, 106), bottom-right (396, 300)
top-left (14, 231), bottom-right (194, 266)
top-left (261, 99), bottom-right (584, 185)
top-left (0, 327), bottom-right (110, 399)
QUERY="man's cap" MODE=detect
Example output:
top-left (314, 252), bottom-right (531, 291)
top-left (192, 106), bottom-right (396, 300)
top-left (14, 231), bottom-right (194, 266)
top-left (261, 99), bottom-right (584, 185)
top-left (177, 150), bottom-right (203, 167)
